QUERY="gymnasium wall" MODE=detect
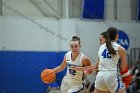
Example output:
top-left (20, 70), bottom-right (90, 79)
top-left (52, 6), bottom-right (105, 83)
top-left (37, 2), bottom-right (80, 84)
top-left (0, 16), bottom-right (140, 93)
top-left (76, 20), bottom-right (140, 62)
top-left (0, 16), bottom-right (75, 93)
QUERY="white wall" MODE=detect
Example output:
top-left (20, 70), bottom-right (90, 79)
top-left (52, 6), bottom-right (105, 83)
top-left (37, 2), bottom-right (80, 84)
top-left (0, 16), bottom-right (140, 53)
top-left (0, 16), bottom-right (75, 51)
top-left (117, 0), bottom-right (131, 20)
top-left (106, 0), bottom-right (117, 19)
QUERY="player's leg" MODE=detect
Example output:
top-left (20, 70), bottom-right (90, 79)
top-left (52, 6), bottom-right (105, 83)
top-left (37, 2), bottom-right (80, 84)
top-left (94, 72), bottom-right (109, 93)
top-left (89, 83), bottom-right (95, 93)
top-left (115, 89), bottom-right (126, 93)
top-left (60, 76), bottom-right (69, 93)
top-left (67, 84), bottom-right (84, 93)
top-left (93, 88), bottom-right (108, 93)
top-left (93, 88), bottom-right (125, 93)
top-left (60, 82), bottom-right (69, 93)
top-left (104, 72), bottom-right (126, 93)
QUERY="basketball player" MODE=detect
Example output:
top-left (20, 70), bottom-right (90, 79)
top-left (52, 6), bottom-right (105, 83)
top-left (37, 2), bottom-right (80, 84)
top-left (87, 29), bottom-right (131, 93)
top-left (93, 27), bottom-right (127, 93)
top-left (88, 31), bottom-right (107, 93)
top-left (52, 36), bottom-right (92, 93)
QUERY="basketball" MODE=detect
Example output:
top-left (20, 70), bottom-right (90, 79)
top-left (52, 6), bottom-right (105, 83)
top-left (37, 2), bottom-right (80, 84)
top-left (41, 69), bottom-right (56, 84)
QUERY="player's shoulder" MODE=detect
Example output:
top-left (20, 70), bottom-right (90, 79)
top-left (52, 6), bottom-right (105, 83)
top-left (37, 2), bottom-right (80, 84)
top-left (112, 42), bottom-right (120, 47)
top-left (65, 51), bottom-right (71, 56)
top-left (81, 54), bottom-right (91, 66)
top-left (101, 43), bottom-right (106, 47)
top-left (99, 43), bottom-right (106, 50)
top-left (82, 54), bottom-right (90, 62)
top-left (118, 46), bottom-right (126, 52)
top-left (80, 52), bottom-right (87, 58)
top-left (63, 51), bottom-right (71, 60)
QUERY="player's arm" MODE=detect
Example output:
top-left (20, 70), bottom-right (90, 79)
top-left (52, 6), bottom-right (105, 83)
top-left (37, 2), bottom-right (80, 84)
top-left (52, 56), bottom-right (67, 73)
top-left (83, 58), bottom-right (99, 74)
top-left (85, 57), bottom-right (99, 71)
top-left (118, 46), bottom-right (127, 72)
top-left (71, 56), bottom-right (92, 71)
top-left (92, 58), bottom-right (99, 71)
top-left (119, 46), bottom-right (132, 88)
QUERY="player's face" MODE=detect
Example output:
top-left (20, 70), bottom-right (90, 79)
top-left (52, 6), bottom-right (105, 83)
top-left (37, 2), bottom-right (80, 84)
top-left (99, 35), bottom-right (106, 45)
top-left (69, 41), bottom-right (80, 53)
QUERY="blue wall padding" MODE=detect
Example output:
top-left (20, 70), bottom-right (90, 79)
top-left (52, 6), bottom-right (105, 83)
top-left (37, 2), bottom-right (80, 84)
top-left (0, 51), bottom-right (67, 93)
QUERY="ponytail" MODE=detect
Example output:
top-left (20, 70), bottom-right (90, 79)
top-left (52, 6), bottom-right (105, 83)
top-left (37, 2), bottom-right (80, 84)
top-left (106, 31), bottom-right (116, 56)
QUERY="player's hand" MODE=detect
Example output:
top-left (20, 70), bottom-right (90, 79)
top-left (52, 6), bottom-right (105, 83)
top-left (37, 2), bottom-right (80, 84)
top-left (84, 68), bottom-right (93, 74)
top-left (83, 64), bottom-right (97, 74)
top-left (85, 64), bottom-right (98, 71)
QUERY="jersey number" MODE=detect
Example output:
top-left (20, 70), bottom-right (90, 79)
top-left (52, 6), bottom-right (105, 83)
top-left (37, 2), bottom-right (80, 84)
top-left (69, 69), bottom-right (76, 76)
top-left (102, 49), bottom-right (111, 58)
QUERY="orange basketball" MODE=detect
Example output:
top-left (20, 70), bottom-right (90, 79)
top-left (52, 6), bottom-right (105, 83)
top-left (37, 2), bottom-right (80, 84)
top-left (41, 69), bottom-right (56, 84)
